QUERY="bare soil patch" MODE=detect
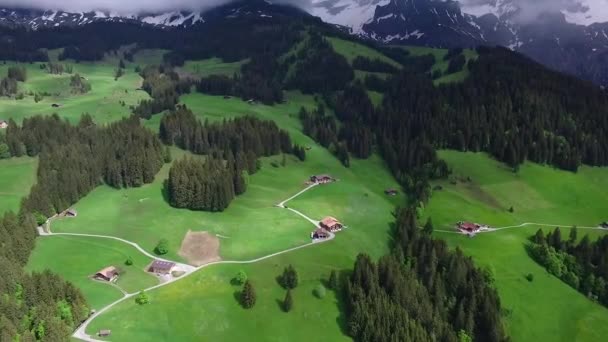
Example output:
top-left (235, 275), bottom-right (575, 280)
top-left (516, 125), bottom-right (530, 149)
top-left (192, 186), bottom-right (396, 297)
top-left (178, 230), bottom-right (221, 266)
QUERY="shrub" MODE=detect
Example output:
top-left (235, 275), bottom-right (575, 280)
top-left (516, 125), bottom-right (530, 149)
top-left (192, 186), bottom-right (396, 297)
top-left (313, 284), bottom-right (326, 299)
top-left (234, 270), bottom-right (247, 285)
top-left (135, 291), bottom-right (149, 305)
top-left (125, 256), bottom-right (133, 266)
top-left (525, 273), bottom-right (534, 282)
top-left (155, 238), bottom-right (169, 255)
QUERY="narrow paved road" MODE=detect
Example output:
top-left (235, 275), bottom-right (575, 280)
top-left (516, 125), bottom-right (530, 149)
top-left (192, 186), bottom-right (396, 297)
top-left (49, 183), bottom-right (331, 341)
top-left (435, 222), bottom-right (606, 235)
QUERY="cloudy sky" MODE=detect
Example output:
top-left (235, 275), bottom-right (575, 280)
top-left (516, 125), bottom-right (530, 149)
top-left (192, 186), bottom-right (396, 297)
top-left (0, 0), bottom-right (606, 24)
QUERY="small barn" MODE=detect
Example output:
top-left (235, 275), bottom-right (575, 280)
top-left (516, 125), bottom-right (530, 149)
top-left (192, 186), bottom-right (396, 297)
top-left (148, 260), bottom-right (176, 274)
top-left (65, 208), bottom-right (78, 217)
top-left (320, 217), bottom-right (343, 232)
top-left (98, 330), bottom-right (111, 337)
top-left (601, 222), bottom-right (608, 229)
top-left (94, 266), bottom-right (119, 282)
top-left (311, 228), bottom-right (330, 240)
top-left (310, 174), bottom-right (334, 184)
top-left (0, 120), bottom-right (7, 129)
top-left (457, 221), bottom-right (480, 233)
top-left (51, 103), bottom-right (62, 108)
top-left (384, 189), bottom-right (398, 196)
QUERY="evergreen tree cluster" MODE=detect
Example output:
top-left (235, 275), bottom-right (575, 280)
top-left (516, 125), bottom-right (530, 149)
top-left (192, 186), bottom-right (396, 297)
top-left (160, 106), bottom-right (292, 160)
top-left (6, 114), bottom-right (165, 217)
top-left (7, 66), bottom-right (27, 82)
top-left (69, 74), bottom-right (91, 94)
top-left (299, 105), bottom-right (350, 167)
top-left (195, 56), bottom-right (284, 104)
top-left (285, 32), bottom-right (354, 94)
top-left (530, 227), bottom-right (608, 306)
top-left (161, 107), bottom-right (292, 210)
top-left (0, 65), bottom-right (27, 97)
top-left (345, 208), bottom-right (507, 342)
top-left (166, 156), bottom-right (243, 212)
top-left (133, 65), bottom-right (192, 119)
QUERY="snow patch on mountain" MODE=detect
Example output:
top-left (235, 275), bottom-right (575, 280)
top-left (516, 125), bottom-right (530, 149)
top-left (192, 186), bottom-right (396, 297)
top-left (311, 0), bottom-right (390, 33)
top-left (141, 11), bottom-right (204, 26)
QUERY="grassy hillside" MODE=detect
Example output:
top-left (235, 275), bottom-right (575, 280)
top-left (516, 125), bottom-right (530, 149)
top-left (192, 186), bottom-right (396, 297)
top-left (43, 91), bottom-right (402, 340)
top-left (425, 151), bottom-right (608, 342)
top-left (27, 235), bottom-right (158, 310)
top-left (405, 46), bottom-right (477, 84)
top-left (0, 156), bottom-right (37, 214)
top-left (327, 37), bottom-right (401, 68)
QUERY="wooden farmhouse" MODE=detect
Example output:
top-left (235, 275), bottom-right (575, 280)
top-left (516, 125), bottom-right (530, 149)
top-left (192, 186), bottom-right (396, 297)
top-left (384, 189), bottom-right (399, 196)
top-left (94, 266), bottom-right (119, 282)
top-left (148, 260), bottom-right (176, 274)
top-left (310, 174), bottom-right (334, 184)
top-left (311, 228), bottom-right (330, 240)
top-left (457, 221), bottom-right (481, 233)
top-left (320, 217), bottom-right (343, 232)
top-left (0, 120), bottom-right (7, 129)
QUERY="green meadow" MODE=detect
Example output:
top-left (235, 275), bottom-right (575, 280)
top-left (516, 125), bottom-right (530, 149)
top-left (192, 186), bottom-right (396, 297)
top-left (27, 234), bottom-right (158, 310)
top-left (84, 152), bottom-right (400, 342)
top-left (0, 156), bottom-right (37, 214)
top-left (52, 92), bottom-right (401, 265)
top-left (426, 151), bottom-right (608, 342)
top-left (37, 90), bottom-right (402, 340)
top-left (0, 60), bottom-right (149, 125)
top-left (327, 37), bottom-right (401, 68)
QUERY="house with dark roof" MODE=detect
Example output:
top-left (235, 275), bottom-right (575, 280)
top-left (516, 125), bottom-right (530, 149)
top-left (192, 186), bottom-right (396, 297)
top-left (65, 208), bottom-right (78, 217)
top-left (384, 189), bottom-right (398, 196)
top-left (94, 266), bottom-right (119, 282)
top-left (320, 216), bottom-right (343, 232)
top-left (310, 174), bottom-right (334, 184)
top-left (311, 228), bottom-right (330, 240)
top-left (148, 260), bottom-right (176, 274)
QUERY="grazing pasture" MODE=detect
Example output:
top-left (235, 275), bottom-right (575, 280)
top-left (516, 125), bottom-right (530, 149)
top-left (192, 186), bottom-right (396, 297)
top-left (0, 156), bottom-right (37, 214)
top-left (426, 151), bottom-right (608, 342)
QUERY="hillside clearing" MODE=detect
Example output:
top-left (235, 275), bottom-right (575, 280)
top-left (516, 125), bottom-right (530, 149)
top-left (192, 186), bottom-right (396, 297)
top-left (426, 151), bottom-right (608, 342)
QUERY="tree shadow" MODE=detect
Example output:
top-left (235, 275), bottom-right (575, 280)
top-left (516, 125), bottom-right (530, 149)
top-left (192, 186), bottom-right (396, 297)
top-left (233, 290), bottom-right (243, 308)
top-left (160, 180), bottom-right (170, 204)
top-left (332, 269), bottom-right (351, 336)
top-left (275, 298), bottom-right (285, 312)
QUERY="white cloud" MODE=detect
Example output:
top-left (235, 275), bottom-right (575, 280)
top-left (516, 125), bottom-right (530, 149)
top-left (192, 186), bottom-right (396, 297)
top-left (0, 0), bottom-right (232, 14)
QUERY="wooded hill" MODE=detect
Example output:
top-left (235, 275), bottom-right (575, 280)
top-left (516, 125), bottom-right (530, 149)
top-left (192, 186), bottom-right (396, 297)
top-left (0, 11), bottom-right (607, 342)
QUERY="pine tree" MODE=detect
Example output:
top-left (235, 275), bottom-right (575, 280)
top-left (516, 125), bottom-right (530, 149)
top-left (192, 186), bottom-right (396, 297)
top-left (241, 280), bottom-right (256, 309)
top-left (283, 289), bottom-right (293, 312)
top-left (280, 265), bottom-right (299, 289)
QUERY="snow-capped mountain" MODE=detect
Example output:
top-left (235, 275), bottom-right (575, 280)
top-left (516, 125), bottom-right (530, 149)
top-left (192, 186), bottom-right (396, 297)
top-left (0, 8), bottom-right (204, 29)
top-left (314, 0), bottom-right (608, 85)
top-left (0, 0), bottom-right (307, 30)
